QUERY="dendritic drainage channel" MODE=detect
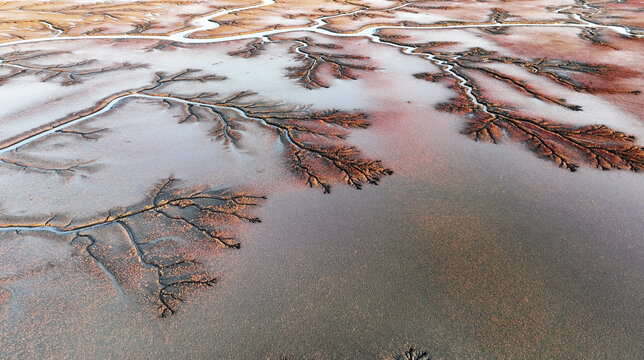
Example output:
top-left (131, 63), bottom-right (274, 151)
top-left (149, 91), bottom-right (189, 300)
top-left (1, 0), bottom-right (641, 171)
top-left (0, 0), bottom-right (643, 318)
top-left (0, 49), bottom-right (393, 316)
top-left (1, 178), bottom-right (269, 317)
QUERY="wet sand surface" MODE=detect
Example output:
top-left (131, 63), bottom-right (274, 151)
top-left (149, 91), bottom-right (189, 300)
top-left (0, 1), bottom-right (643, 359)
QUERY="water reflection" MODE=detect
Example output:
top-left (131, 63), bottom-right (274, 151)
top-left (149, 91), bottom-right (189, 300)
top-left (0, 4), bottom-right (643, 358)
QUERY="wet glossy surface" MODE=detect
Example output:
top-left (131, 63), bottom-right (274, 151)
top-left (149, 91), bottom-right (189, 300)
top-left (0, 1), bottom-right (642, 358)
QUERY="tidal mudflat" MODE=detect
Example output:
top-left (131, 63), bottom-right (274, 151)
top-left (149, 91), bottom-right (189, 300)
top-left (0, 0), bottom-right (642, 358)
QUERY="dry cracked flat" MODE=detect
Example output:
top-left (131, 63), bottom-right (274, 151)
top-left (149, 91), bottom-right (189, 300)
top-left (0, 1), bottom-right (642, 359)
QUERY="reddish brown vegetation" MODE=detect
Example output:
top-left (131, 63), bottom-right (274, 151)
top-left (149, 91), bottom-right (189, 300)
top-left (412, 46), bottom-right (643, 172)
